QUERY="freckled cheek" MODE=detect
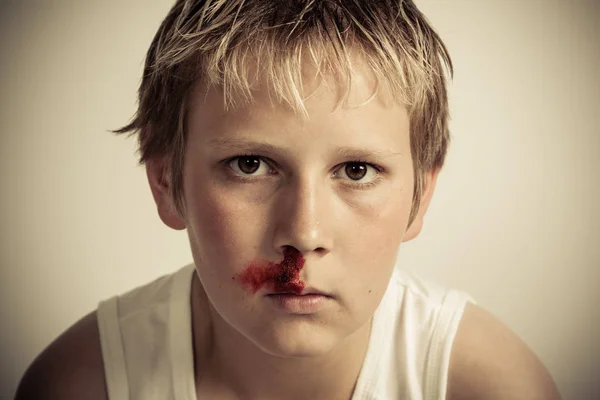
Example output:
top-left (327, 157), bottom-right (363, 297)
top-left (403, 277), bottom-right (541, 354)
top-left (343, 193), bottom-right (411, 260)
top-left (351, 217), bottom-right (404, 261)
top-left (186, 186), bottom-right (263, 266)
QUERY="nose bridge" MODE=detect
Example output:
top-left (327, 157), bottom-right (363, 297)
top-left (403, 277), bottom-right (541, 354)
top-left (273, 173), bottom-right (331, 255)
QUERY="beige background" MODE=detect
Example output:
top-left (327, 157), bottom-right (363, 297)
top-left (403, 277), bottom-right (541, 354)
top-left (1, 0), bottom-right (598, 399)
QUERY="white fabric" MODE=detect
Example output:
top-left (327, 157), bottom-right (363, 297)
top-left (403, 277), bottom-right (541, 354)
top-left (97, 264), bottom-right (474, 400)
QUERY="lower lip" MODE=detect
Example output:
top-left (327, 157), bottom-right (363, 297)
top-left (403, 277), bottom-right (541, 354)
top-left (267, 294), bottom-right (330, 314)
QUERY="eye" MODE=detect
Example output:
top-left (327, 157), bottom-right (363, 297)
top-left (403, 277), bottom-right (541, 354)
top-left (227, 155), bottom-right (273, 176)
top-left (344, 163), bottom-right (368, 180)
top-left (335, 161), bottom-right (382, 187)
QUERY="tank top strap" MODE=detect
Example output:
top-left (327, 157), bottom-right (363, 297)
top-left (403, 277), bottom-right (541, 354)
top-left (97, 264), bottom-right (197, 400)
top-left (97, 296), bottom-right (130, 399)
top-left (169, 264), bottom-right (198, 400)
top-left (351, 267), bottom-right (475, 399)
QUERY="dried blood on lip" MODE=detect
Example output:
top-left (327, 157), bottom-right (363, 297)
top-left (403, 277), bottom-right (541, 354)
top-left (235, 247), bottom-right (306, 295)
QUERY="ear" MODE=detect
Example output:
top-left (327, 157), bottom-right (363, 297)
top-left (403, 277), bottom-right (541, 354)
top-left (402, 168), bottom-right (440, 242)
top-left (146, 157), bottom-right (186, 231)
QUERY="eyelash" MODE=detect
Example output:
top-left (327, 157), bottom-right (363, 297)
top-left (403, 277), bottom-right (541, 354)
top-left (223, 154), bottom-right (385, 190)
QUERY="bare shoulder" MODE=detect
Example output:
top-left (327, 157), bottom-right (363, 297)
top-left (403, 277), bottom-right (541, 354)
top-left (15, 311), bottom-right (108, 400)
top-left (446, 303), bottom-right (561, 400)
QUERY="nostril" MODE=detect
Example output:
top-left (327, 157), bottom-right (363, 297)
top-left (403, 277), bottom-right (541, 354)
top-left (314, 247), bottom-right (329, 256)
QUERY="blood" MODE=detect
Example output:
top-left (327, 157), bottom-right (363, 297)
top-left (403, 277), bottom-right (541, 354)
top-left (235, 247), bottom-right (306, 294)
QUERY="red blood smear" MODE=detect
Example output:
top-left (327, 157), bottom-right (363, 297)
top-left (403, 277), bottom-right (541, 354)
top-left (236, 247), bottom-right (306, 295)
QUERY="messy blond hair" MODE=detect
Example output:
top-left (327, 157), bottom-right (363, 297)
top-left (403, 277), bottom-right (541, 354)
top-left (116, 0), bottom-right (453, 227)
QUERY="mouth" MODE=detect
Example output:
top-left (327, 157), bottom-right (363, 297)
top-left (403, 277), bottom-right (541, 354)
top-left (266, 291), bottom-right (332, 314)
top-left (267, 288), bottom-right (332, 297)
top-left (265, 287), bottom-right (334, 314)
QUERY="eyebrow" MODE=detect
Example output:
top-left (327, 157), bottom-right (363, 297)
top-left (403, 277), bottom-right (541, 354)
top-left (206, 137), bottom-right (403, 159)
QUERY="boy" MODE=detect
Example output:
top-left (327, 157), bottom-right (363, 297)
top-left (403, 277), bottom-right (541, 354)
top-left (16, 0), bottom-right (560, 399)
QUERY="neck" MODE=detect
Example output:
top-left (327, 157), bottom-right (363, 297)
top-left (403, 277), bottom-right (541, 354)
top-left (191, 275), bottom-right (372, 400)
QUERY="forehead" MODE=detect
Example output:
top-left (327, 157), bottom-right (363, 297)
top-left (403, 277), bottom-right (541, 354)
top-left (188, 52), bottom-right (398, 123)
top-left (185, 63), bottom-right (409, 159)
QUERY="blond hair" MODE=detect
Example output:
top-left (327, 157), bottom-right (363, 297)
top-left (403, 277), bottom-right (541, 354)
top-left (116, 0), bottom-right (453, 227)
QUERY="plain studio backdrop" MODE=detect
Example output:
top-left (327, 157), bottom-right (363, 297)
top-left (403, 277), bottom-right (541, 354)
top-left (1, 1), bottom-right (598, 399)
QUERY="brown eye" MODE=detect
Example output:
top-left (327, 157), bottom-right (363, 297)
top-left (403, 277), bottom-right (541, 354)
top-left (238, 156), bottom-right (261, 174)
top-left (345, 163), bottom-right (367, 180)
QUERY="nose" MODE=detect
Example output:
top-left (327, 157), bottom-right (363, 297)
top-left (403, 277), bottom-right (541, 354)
top-left (271, 176), bottom-right (332, 257)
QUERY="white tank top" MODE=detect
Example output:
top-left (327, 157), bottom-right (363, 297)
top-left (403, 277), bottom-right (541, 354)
top-left (97, 264), bottom-right (475, 399)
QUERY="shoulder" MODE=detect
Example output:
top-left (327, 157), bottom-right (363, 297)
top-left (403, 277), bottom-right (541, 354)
top-left (446, 303), bottom-right (561, 400)
top-left (15, 311), bottom-right (108, 400)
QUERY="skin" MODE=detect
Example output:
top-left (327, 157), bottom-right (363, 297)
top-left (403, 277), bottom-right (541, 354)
top-left (14, 58), bottom-right (561, 400)
top-left (147, 62), bottom-right (438, 399)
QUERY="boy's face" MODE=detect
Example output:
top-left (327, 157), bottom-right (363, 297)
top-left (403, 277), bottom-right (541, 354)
top-left (149, 61), bottom-right (438, 358)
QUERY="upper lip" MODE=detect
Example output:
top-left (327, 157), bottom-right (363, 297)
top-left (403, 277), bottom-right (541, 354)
top-left (269, 287), bottom-right (332, 297)
top-left (301, 287), bottom-right (330, 296)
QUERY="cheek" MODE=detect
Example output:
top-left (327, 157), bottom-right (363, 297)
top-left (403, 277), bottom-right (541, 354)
top-left (336, 184), bottom-right (413, 296)
top-left (184, 176), bottom-right (263, 271)
top-left (346, 185), bottom-right (413, 251)
top-left (374, 198), bottom-right (412, 248)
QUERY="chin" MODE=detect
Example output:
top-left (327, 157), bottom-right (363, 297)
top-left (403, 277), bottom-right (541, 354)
top-left (249, 318), bottom-right (342, 358)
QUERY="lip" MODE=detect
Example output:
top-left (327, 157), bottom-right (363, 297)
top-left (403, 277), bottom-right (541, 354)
top-left (267, 293), bottom-right (332, 314)
top-left (299, 287), bottom-right (331, 296)
top-left (265, 286), bottom-right (332, 297)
